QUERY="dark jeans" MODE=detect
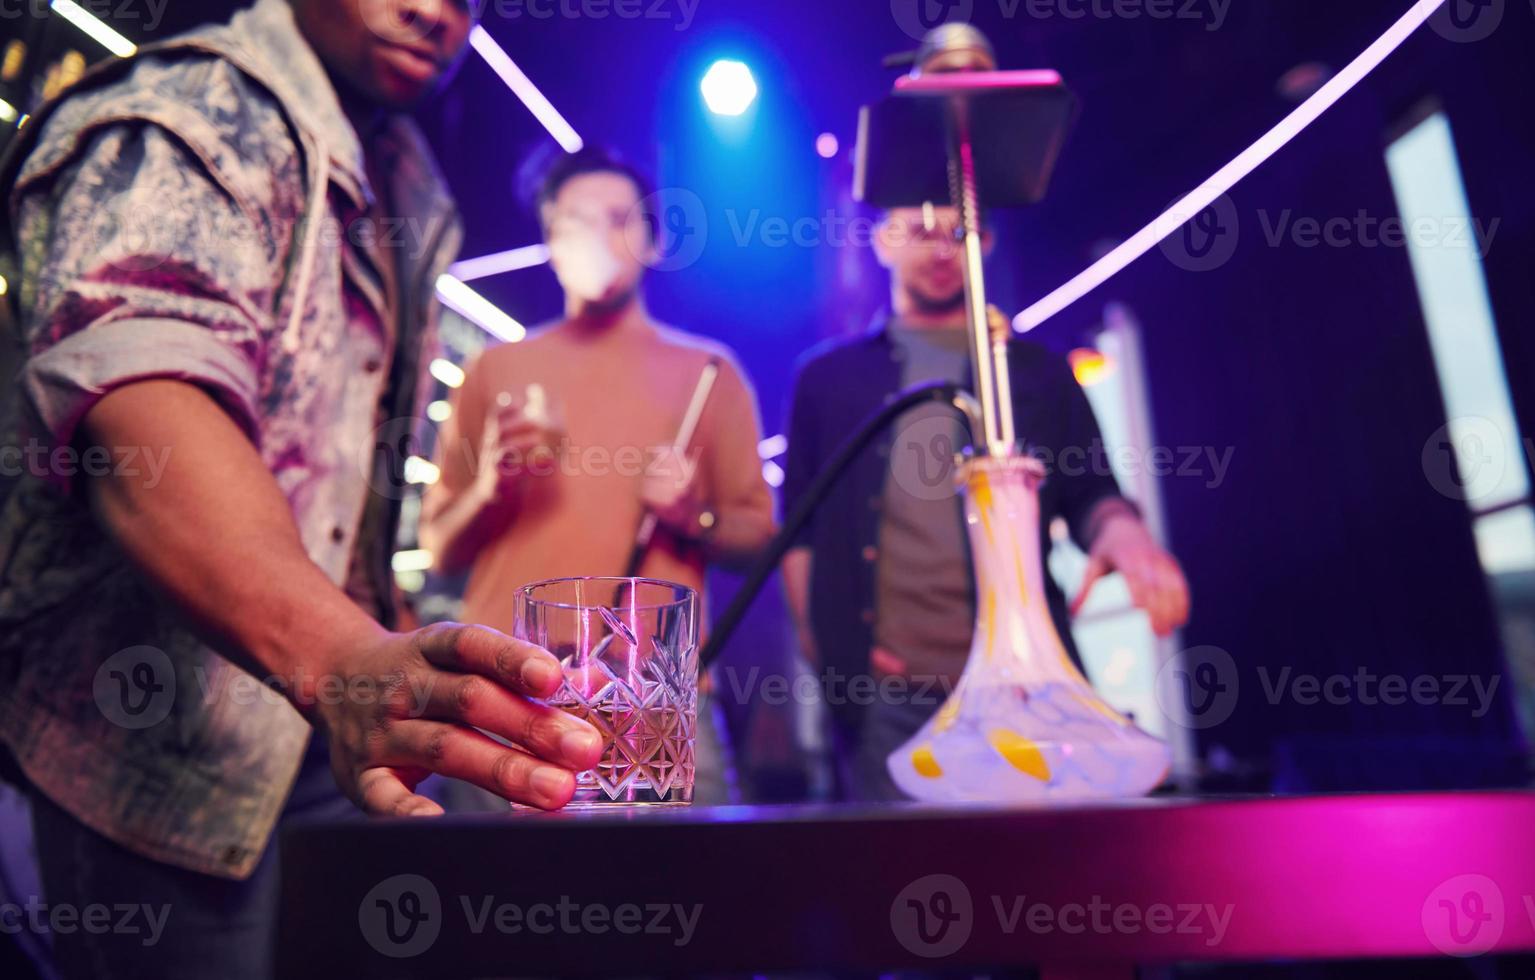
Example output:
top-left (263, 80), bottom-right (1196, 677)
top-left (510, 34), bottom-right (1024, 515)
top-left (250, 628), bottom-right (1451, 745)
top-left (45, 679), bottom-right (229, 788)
top-left (833, 696), bottom-right (939, 802)
top-left (25, 736), bottom-right (356, 980)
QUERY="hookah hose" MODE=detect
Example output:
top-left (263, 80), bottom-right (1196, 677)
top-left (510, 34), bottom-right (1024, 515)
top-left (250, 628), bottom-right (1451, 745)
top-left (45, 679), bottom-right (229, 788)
top-left (700, 380), bottom-right (968, 670)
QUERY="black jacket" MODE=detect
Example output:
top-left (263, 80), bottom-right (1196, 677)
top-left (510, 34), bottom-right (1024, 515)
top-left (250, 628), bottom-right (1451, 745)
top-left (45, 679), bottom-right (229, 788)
top-left (782, 316), bottom-right (1128, 728)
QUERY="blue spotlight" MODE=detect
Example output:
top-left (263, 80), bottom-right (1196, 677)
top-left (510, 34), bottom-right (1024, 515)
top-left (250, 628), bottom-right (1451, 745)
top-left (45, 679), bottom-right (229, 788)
top-left (701, 60), bottom-right (758, 117)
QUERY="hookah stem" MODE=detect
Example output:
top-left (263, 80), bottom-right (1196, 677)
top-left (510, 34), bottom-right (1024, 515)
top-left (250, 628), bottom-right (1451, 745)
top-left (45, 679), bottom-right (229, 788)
top-left (699, 380), bottom-right (965, 670)
top-left (946, 95), bottom-right (1016, 459)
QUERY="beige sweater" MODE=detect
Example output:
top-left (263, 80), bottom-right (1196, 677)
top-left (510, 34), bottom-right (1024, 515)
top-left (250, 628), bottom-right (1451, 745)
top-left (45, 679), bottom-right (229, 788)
top-left (431, 314), bottom-right (773, 633)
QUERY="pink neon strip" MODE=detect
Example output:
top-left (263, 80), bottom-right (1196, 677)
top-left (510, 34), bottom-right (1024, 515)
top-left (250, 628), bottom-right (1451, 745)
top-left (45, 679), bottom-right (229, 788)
top-left (1015, 0), bottom-right (1448, 332)
top-left (470, 26), bottom-right (584, 153)
top-left (435, 274), bottom-right (527, 343)
top-left (449, 244), bottom-right (552, 282)
top-left (894, 69), bottom-right (1065, 93)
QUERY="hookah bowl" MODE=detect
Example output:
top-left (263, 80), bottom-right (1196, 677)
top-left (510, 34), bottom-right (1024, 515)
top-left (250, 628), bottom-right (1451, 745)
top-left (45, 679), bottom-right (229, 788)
top-left (888, 454), bottom-right (1171, 803)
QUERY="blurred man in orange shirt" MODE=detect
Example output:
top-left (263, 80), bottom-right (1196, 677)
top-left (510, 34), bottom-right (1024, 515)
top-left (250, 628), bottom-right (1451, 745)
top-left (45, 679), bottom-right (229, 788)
top-left (423, 147), bottom-right (776, 803)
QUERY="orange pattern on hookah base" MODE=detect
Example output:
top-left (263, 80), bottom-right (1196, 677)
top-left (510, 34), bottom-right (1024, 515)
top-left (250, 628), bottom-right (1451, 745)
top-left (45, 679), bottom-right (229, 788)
top-left (888, 455), bottom-right (1171, 803)
top-left (988, 728), bottom-right (1052, 781)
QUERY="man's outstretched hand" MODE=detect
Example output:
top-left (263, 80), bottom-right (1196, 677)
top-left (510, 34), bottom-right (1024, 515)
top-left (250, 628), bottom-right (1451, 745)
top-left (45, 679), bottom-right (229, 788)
top-left (1071, 514), bottom-right (1191, 638)
top-left (307, 623), bottom-right (602, 817)
top-left (77, 382), bottom-right (602, 817)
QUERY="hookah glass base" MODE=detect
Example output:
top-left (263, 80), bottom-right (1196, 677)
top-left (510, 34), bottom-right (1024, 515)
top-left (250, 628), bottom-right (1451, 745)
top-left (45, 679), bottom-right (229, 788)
top-left (888, 456), bottom-right (1171, 803)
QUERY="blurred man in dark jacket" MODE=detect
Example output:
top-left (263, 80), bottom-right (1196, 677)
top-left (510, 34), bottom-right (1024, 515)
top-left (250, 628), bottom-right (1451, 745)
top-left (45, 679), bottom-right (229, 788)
top-left (781, 204), bottom-right (1189, 801)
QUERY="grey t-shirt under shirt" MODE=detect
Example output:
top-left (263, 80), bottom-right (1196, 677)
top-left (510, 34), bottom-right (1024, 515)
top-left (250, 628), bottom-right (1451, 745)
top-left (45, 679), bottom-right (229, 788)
top-left (875, 322), bottom-right (976, 688)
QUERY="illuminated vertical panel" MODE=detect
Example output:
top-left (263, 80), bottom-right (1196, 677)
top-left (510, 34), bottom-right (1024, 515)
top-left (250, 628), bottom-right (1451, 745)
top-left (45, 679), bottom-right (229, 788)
top-left (1387, 112), bottom-right (1532, 570)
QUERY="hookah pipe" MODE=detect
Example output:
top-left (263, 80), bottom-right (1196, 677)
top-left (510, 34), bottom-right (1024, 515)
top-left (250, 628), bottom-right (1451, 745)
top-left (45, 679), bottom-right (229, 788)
top-left (702, 27), bottom-right (1013, 664)
top-left (703, 25), bottom-right (1004, 670)
top-left (704, 24), bottom-right (1172, 802)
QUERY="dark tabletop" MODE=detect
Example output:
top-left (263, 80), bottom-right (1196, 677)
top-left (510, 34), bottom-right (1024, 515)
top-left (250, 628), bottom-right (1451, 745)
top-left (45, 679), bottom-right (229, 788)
top-left (278, 790), bottom-right (1535, 978)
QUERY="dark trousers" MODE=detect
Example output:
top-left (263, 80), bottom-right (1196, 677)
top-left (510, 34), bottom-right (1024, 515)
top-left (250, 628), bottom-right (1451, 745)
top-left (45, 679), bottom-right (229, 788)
top-left (833, 696), bottom-right (939, 803)
top-left (24, 737), bottom-right (356, 980)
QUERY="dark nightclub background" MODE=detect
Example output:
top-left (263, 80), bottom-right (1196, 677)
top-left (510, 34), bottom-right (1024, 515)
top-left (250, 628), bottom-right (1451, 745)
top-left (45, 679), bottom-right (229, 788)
top-left (4, 2), bottom-right (1535, 978)
top-left (3, 0), bottom-right (1534, 799)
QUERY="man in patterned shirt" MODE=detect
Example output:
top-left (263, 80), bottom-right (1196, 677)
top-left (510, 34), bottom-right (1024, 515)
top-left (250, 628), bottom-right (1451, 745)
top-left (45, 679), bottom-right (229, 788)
top-left (0, 2), bottom-right (600, 976)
